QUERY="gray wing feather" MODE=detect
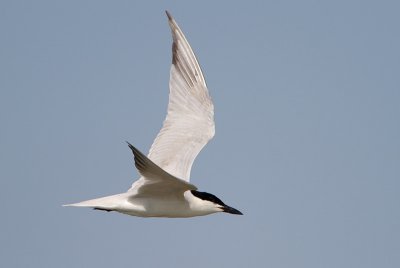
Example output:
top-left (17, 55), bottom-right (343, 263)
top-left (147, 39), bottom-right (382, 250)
top-left (146, 11), bottom-right (215, 182)
top-left (126, 142), bottom-right (197, 196)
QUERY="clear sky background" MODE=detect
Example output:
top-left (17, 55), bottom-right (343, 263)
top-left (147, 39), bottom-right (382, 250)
top-left (1, 1), bottom-right (399, 267)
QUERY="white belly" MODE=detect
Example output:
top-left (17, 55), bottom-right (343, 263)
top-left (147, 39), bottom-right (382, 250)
top-left (117, 195), bottom-right (215, 218)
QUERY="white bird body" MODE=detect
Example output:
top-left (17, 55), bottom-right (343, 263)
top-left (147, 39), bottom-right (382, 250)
top-left (68, 191), bottom-right (218, 218)
top-left (64, 11), bottom-right (242, 218)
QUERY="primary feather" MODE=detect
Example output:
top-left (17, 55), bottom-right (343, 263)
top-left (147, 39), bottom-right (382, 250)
top-left (141, 11), bottom-right (215, 183)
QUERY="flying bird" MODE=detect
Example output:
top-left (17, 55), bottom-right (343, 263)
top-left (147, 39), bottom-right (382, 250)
top-left (64, 11), bottom-right (242, 218)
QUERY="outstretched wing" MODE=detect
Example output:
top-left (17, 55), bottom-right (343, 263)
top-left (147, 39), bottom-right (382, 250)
top-left (147, 11), bottom-right (215, 181)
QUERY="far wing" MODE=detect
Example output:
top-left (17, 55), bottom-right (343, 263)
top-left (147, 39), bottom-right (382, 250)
top-left (147, 11), bottom-right (215, 181)
top-left (127, 142), bottom-right (197, 196)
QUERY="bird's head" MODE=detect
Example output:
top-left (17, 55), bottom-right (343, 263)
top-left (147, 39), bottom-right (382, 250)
top-left (190, 190), bottom-right (243, 215)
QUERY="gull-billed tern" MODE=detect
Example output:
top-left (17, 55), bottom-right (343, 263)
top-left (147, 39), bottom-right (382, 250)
top-left (64, 11), bottom-right (242, 218)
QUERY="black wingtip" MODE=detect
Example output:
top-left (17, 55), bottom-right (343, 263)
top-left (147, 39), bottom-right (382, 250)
top-left (126, 141), bottom-right (144, 158)
top-left (165, 10), bottom-right (172, 20)
top-left (126, 141), bottom-right (136, 153)
top-left (126, 140), bottom-right (133, 147)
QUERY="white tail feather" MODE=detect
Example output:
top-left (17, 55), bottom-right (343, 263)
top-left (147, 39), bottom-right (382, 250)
top-left (63, 193), bottom-right (128, 210)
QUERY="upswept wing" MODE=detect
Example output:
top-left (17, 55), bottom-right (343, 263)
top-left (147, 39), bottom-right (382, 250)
top-left (127, 142), bottom-right (197, 196)
top-left (146, 11), bottom-right (215, 182)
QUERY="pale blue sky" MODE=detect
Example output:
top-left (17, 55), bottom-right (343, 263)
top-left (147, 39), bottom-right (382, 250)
top-left (1, 1), bottom-right (399, 267)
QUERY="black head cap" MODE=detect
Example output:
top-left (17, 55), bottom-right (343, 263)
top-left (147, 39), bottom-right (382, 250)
top-left (191, 190), bottom-right (243, 215)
